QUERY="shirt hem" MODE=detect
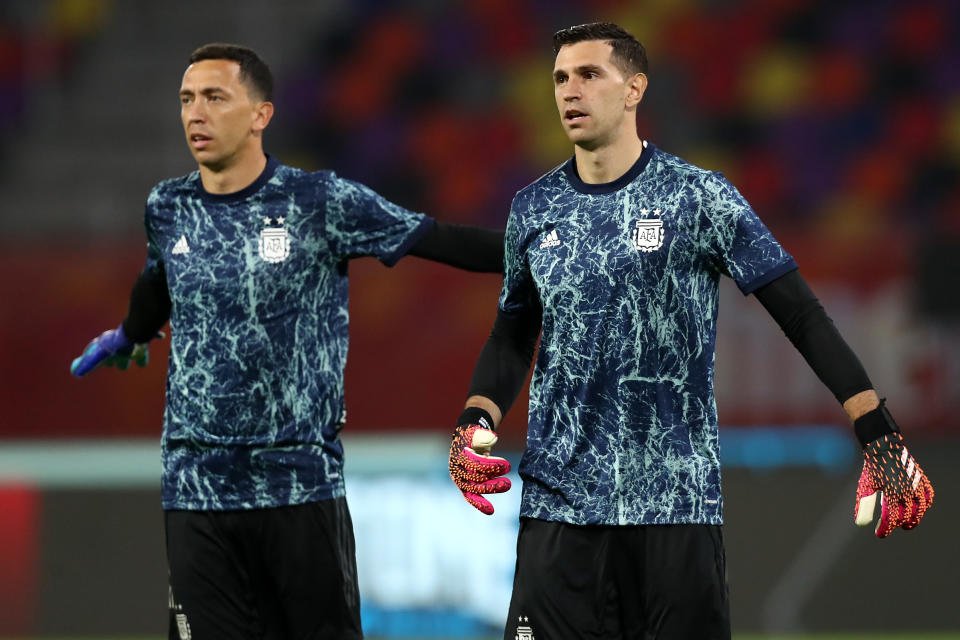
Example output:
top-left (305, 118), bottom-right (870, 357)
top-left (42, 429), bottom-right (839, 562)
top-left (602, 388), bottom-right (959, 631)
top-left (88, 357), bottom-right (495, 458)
top-left (162, 483), bottom-right (345, 511)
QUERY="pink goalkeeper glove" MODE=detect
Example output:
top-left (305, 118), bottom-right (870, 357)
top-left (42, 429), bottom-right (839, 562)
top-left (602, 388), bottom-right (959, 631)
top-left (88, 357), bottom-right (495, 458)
top-left (855, 432), bottom-right (934, 538)
top-left (853, 403), bottom-right (934, 538)
top-left (449, 409), bottom-right (511, 515)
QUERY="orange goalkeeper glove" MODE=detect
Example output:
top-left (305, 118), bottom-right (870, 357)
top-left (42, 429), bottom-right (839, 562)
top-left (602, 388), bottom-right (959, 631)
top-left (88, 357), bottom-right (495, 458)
top-left (449, 408), bottom-right (511, 515)
top-left (853, 404), bottom-right (934, 538)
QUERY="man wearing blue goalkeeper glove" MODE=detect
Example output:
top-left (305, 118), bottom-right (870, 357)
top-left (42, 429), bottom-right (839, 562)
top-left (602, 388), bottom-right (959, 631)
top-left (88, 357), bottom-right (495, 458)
top-left (71, 43), bottom-right (504, 640)
top-left (70, 325), bottom-right (161, 376)
top-left (450, 22), bottom-right (933, 640)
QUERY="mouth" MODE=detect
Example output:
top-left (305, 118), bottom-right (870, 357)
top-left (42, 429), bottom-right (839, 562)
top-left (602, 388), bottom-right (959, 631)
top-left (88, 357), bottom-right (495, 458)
top-left (564, 109), bottom-right (589, 124)
top-left (189, 133), bottom-right (212, 149)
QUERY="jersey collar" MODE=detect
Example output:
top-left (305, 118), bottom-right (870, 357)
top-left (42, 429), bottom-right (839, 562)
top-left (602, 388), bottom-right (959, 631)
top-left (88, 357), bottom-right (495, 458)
top-left (563, 140), bottom-right (654, 195)
top-left (195, 154), bottom-right (280, 203)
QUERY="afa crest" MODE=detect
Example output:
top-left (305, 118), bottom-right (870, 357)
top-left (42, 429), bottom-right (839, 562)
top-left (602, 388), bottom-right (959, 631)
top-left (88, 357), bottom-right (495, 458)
top-left (259, 222), bottom-right (291, 263)
top-left (515, 616), bottom-right (535, 640)
top-left (631, 209), bottom-right (664, 252)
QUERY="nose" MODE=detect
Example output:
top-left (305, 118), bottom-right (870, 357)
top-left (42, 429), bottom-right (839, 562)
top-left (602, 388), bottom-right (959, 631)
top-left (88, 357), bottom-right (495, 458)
top-left (560, 78), bottom-right (581, 102)
top-left (184, 101), bottom-right (205, 123)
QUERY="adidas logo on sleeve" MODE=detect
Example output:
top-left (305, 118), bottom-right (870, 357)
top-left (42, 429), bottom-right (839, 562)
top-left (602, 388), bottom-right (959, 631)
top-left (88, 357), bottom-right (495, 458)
top-left (172, 235), bottom-right (191, 255)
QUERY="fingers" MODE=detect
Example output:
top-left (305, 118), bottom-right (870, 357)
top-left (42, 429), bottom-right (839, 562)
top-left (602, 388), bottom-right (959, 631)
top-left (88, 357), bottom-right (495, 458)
top-left (456, 475), bottom-right (511, 495)
top-left (470, 427), bottom-right (499, 453)
top-left (462, 491), bottom-right (496, 515)
top-left (131, 343), bottom-right (150, 367)
top-left (875, 481), bottom-right (935, 538)
top-left (69, 356), bottom-right (86, 376)
top-left (70, 343), bottom-right (107, 377)
top-left (452, 452), bottom-right (510, 489)
top-left (875, 492), bottom-right (899, 538)
top-left (855, 491), bottom-right (878, 527)
top-left (461, 447), bottom-right (511, 475)
top-left (854, 461), bottom-right (880, 527)
top-left (450, 423), bottom-right (511, 514)
top-left (900, 476), bottom-right (934, 532)
top-left (71, 328), bottom-right (150, 377)
top-left (460, 478), bottom-right (512, 514)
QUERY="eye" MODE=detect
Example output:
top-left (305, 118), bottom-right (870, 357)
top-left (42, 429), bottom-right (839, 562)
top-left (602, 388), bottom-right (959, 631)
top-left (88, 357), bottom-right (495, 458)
top-left (180, 96), bottom-right (192, 105)
top-left (209, 95), bottom-right (223, 102)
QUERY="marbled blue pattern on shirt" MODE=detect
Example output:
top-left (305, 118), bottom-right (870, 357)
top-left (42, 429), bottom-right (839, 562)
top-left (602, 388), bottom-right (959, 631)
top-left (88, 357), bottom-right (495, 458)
top-left (501, 143), bottom-right (797, 525)
top-left (145, 156), bottom-right (432, 510)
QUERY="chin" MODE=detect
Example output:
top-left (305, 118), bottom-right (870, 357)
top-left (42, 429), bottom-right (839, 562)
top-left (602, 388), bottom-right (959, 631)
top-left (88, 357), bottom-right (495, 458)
top-left (566, 129), bottom-right (598, 148)
top-left (564, 126), bottom-right (587, 141)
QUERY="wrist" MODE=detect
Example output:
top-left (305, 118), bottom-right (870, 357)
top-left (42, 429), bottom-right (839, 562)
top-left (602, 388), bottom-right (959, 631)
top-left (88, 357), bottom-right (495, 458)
top-left (457, 407), bottom-right (495, 432)
top-left (854, 401), bottom-right (900, 448)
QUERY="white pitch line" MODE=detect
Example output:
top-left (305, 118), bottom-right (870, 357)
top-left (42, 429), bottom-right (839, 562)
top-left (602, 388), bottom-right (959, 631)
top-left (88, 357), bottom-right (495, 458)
top-left (761, 475), bottom-right (862, 632)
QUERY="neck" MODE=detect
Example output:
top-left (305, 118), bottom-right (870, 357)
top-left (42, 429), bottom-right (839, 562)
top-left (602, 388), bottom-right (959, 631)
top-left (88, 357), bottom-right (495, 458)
top-left (198, 145), bottom-right (267, 194)
top-left (573, 126), bottom-right (645, 185)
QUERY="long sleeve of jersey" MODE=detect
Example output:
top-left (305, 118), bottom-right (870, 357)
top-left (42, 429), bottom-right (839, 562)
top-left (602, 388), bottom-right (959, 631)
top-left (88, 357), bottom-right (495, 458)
top-left (121, 262), bottom-right (171, 343)
top-left (753, 269), bottom-right (873, 403)
top-left (406, 221), bottom-right (505, 273)
top-left (467, 305), bottom-right (542, 417)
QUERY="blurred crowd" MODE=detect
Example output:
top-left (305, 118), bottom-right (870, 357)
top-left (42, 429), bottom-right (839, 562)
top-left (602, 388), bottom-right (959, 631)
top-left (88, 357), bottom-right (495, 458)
top-left (281, 0), bottom-right (959, 270)
top-left (1, 0), bottom-right (958, 437)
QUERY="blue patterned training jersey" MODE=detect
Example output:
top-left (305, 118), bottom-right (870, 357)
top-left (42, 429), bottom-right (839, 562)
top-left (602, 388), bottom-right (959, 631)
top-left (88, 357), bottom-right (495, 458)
top-left (144, 156), bottom-right (432, 510)
top-left (502, 142), bottom-right (797, 526)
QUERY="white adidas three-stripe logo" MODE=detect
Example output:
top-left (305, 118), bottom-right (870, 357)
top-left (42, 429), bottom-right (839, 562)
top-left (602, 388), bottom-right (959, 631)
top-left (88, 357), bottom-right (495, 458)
top-left (900, 447), bottom-right (922, 489)
top-left (172, 235), bottom-right (190, 255)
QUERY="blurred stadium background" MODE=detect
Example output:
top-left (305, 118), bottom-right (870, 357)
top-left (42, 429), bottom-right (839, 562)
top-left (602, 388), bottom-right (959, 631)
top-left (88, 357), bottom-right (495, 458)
top-left (0, 0), bottom-right (957, 637)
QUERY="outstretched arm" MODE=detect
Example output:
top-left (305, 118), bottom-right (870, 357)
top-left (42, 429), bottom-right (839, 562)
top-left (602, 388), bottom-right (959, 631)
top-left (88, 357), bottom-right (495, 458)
top-left (406, 221), bottom-right (504, 273)
top-left (753, 270), bottom-right (934, 537)
top-left (449, 305), bottom-right (542, 514)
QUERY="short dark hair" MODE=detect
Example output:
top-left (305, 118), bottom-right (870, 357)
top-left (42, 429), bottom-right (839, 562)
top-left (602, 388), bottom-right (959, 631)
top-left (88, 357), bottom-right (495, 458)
top-left (188, 43), bottom-right (274, 102)
top-left (553, 22), bottom-right (648, 77)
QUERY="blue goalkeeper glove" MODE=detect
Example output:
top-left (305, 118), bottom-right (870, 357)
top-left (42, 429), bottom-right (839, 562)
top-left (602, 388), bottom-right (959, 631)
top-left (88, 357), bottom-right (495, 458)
top-left (70, 325), bottom-right (160, 377)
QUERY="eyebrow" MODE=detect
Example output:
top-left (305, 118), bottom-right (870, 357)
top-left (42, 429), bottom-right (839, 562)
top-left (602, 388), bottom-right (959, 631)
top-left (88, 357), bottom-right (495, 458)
top-left (179, 86), bottom-right (228, 97)
top-left (553, 64), bottom-right (605, 80)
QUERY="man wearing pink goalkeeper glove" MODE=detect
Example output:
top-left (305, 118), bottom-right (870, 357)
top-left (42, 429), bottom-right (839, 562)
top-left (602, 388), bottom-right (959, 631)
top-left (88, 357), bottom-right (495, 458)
top-left (449, 408), bottom-right (511, 515)
top-left (447, 21), bottom-right (933, 640)
top-left (853, 402), bottom-right (934, 538)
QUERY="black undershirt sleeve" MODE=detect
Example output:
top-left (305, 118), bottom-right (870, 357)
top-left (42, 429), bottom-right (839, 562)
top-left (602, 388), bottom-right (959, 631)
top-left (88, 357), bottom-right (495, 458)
top-left (467, 304), bottom-right (543, 417)
top-left (406, 221), bottom-right (504, 273)
top-left (121, 263), bottom-right (171, 343)
top-left (753, 269), bottom-right (873, 404)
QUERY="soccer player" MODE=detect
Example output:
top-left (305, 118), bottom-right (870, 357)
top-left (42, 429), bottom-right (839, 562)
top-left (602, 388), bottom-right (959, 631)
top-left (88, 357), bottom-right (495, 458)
top-left (70, 44), bottom-right (503, 639)
top-left (447, 23), bottom-right (934, 640)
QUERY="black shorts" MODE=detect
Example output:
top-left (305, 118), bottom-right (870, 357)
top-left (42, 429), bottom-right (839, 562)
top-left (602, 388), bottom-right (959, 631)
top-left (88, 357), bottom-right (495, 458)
top-left (504, 518), bottom-right (730, 640)
top-left (165, 497), bottom-right (362, 640)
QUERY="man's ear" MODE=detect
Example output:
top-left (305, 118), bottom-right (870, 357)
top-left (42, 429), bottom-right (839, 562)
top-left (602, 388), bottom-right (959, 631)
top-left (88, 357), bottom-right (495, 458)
top-left (253, 101), bottom-right (275, 133)
top-left (626, 73), bottom-right (648, 108)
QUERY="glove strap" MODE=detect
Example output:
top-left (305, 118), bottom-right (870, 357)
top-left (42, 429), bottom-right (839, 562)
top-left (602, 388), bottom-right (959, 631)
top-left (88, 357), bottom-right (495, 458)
top-left (457, 407), bottom-right (495, 432)
top-left (853, 400), bottom-right (900, 448)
